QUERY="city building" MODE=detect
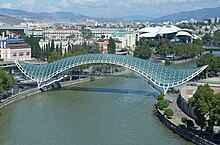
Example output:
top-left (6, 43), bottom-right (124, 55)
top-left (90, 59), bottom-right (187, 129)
top-left (28, 29), bottom-right (44, 38)
top-left (111, 30), bottom-right (136, 50)
top-left (0, 26), bottom-right (28, 35)
top-left (85, 19), bottom-right (97, 28)
top-left (0, 38), bottom-right (31, 61)
top-left (90, 28), bottom-right (138, 51)
top-left (43, 28), bottom-right (81, 41)
top-left (96, 39), bottom-right (109, 54)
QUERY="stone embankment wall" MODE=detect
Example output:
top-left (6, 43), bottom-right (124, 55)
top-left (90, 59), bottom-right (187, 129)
top-left (0, 88), bottom-right (40, 109)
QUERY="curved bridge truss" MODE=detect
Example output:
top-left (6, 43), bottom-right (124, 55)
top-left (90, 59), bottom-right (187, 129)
top-left (15, 54), bottom-right (208, 94)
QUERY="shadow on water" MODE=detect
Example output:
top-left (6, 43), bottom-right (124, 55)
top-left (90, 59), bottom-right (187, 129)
top-left (60, 87), bottom-right (159, 96)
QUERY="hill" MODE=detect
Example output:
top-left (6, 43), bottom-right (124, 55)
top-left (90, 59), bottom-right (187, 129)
top-left (0, 8), bottom-right (88, 22)
top-left (152, 7), bottom-right (220, 22)
top-left (0, 14), bottom-right (24, 24)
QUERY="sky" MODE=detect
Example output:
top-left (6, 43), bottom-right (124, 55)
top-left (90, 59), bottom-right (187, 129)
top-left (0, 0), bottom-right (220, 18)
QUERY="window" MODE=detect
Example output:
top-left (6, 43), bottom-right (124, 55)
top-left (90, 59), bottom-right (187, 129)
top-left (19, 52), bottom-right (24, 56)
top-left (26, 52), bottom-right (30, 56)
top-left (13, 53), bottom-right (17, 56)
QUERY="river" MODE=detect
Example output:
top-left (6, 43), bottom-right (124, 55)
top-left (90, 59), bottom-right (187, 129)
top-left (0, 73), bottom-right (193, 145)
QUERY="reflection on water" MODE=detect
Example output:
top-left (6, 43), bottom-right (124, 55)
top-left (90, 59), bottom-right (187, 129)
top-left (0, 73), bottom-right (193, 145)
top-left (61, 86), bottom-right (156, 96)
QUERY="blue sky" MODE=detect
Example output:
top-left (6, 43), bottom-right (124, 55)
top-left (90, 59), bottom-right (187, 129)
top-left (0, 0), bottom-right (220, 18)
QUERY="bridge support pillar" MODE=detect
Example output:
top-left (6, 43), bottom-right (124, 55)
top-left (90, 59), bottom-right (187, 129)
top-left (163, 86), bottom-right (169, 95)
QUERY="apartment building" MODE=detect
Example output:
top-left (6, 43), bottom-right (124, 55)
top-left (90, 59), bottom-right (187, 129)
top-left (0, 38), bottom-right (31, 61)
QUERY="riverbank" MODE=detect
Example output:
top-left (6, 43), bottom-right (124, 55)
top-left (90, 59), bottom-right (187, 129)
top-left (0, 69), bottom-right (132, 110)
top-left (155, 94), bottom-right (216, 145)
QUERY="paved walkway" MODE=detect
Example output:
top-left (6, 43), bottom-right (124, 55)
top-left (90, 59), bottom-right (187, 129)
top-left (164, 94), bottom-right (198, 127)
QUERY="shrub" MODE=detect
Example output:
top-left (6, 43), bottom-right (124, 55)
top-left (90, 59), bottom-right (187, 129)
top-left (181, 117), bottom-right (188, 124)
top-left (156, 100), bottom-right (168, 110)
top-left (90, 77), bottom-right (95, 81)
top-left (156, 93), bottom-right (164, 101)
top-left (165, 59), bottom-right (172, 65)
top-left (164, 108), bottom-right (174, 119)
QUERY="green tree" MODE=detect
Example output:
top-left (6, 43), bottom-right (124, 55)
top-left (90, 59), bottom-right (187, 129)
top-left (189, 84), bottom-right (220, 135)
top-left (48, 51), bottom-right (62, 63)
top-left (181, 117), bottom-right (188, 124)
top-left (25, 35), bottom-right (41, 59)
top-left (107, 37), bottom-right (116, 54)
top-left (156, 100), bottom-right (168, 110)
top-left (81, 27), bottom-right (92, 40)
top-left (101, 35), bottom-right (105, 39)
top-left (195, 119), bottom-right (207, 136)
top-left (50, 40), bottom-right (55, 53)
top-left (156, 38), bottom-right (203, 59)
top-left (164, 108), bottom-right (174, 119)
top-left (203, 34), bottom-right (212, 43)
top-left (156, 93), bottom-right (165, 101)
top-left (134, 38), bottom-right (151, 60)
top-left (0, 67), bottom-right (16, 96)
top-left (197, 53), bottom-right (220, 77)
top-left (213, 31), bottom-right (220, 41)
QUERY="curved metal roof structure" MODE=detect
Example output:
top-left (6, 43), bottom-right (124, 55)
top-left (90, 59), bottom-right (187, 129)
top-left (15, 54), bottom-right (208, 94)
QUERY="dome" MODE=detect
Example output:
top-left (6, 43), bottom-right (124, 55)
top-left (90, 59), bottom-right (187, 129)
top-left (176, 31), bottom-right (193, 37)
top-left (157, 25), bottom-right (181, 35)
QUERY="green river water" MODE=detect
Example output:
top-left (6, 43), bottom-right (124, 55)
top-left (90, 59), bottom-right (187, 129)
top-left (0, 73), bottom-right (193, 145)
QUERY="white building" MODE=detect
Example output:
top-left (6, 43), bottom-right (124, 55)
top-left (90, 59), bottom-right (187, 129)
top-left (89, 28), bottom-right (138, 50)
top-left (43, 28), bottom-right (81, 41)
top-left (28, 29), bottom-right (44, 38)
top-left (28, 28), bottom-right (82, 41)
top-left (111, 29), bottom-right (136, 50)
top-left (85, 19), bottom-right (97, 28)
top-left (139, 25), bottom-right (201, 42)
top-left (0, 38), bottom-right (31, 61)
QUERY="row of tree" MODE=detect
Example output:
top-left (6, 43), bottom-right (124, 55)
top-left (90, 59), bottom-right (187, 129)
top-left (203, 31), bottom-right (220, 43)
top-left (48, 42), bottom-right (101, 63)
top-left (196, 53), bottom-right (220, 77)
top-left (155, 39), bottom-right (203, 59)
top-left (0, 67), bottom-right (16, 96)
top-left (189, 84), bottom-right (220, 137)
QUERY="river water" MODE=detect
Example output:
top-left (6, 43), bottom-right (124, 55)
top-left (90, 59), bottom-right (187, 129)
top-left (0, 73), bottom-right (193, 145)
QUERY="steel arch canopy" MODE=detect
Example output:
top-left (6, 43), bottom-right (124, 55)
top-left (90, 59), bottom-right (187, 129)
top-left (15, 54), bottom-right (208, 94)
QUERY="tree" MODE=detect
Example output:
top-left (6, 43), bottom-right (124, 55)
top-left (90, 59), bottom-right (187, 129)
top-left (50, 40), bottom-right (55, 53)
top-left (156, 100), bottom-right (168, 110)
top-left (156, 93), bottom-right (165, 101)
top-left (181, 117), bottom-right (187, 124)
top-left (195, 119), bottom-right (206, 136)
top-left (213, 31), bottom-right (220, 41)
top-left (197, 53), bottom-right (220, 77)
top-left (81, 27), bottom-right (92, 40)
top-left (101, 35), bottom-right (105, 39)
top-left (107, 37), bottom-right (116, 54)
top-left (25, 35), bottom-right (41, 59)
top-left (134, 38), bottom-right (151, 60)
top-left (189, 84), bottom-right (220, 136)
top-left (186, 120), bottom-right (194, 130)
top-left (164, 108), bottom-right (174, 119)
top-left (0, 67), bottom-right (16, 96)
top-left (155, 38), bottom-right (203, 59)
top-left (203, 34), bottom-right (212, 43)
top-left (48, 51), bottom-right (62, 63)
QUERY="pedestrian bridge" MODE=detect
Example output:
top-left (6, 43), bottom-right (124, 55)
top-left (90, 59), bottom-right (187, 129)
top-left (15, 54), bottom-right (208, 94)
